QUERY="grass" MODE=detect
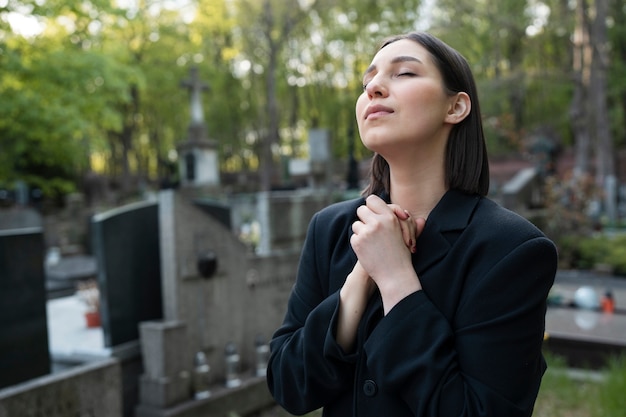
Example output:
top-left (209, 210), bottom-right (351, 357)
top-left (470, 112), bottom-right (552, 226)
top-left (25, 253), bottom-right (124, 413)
top-left (253, 354), bottom-right (626, 417)
top-left (534, 354), bottom-right (626, 417)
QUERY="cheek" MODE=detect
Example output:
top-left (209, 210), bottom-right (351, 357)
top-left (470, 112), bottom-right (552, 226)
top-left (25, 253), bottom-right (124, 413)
top-left (355, 94), bottom-right (367, 118)
top-left (355, 95), bottom-right (367, 130)
top-left (406, 90), bottom-right (448, 121)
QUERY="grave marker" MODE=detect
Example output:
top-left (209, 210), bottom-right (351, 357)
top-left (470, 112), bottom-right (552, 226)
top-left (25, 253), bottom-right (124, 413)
top-left (91, 200), bottom-right (163, 347)
top-left (0, 227), bottom-right (50, 388)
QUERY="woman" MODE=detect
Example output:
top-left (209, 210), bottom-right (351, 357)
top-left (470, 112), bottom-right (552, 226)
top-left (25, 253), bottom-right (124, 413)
top-left (267, 32), bottom-right (557, 417)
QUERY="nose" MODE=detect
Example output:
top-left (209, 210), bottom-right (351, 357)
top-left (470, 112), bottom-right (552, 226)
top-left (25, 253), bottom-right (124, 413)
top-left (364, 74), bottom-right (387, 98)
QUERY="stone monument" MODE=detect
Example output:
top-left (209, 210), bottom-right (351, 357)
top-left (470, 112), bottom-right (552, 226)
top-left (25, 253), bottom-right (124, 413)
top-left (0, 223), bottom-right (50, 389)
top-left (134, 65), bottom-right (335, 417)
top-left (177, 67), bottom-right (220, 189)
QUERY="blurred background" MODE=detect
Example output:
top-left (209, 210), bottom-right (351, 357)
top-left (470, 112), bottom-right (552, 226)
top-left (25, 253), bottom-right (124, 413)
top-left (1, 1), bottom-right (626, 416)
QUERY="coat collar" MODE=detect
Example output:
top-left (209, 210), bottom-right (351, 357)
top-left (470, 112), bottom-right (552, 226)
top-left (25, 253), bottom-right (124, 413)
top-left (410, 189), bottom-right (481, 274)
top-left (379, 188), bottom-right (480, 231)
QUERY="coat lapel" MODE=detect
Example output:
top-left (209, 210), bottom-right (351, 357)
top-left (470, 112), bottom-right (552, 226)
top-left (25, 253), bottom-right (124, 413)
top-left (413, 189), bottom-right (481, 275)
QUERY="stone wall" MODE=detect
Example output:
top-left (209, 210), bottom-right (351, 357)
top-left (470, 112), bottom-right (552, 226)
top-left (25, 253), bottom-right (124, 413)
top-left (0, 359), bottom-right (122, 417)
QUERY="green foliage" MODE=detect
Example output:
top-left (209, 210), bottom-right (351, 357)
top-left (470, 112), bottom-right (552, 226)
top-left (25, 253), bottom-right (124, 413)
top-left (0, 31), bottom-right (136, 200)
top-left (559, 234), bottom-right (626, 276)
top-left (577, 235), bottom-right (612, 270)
top-left (2, 0), bottom-right (626, 201)
top-left (534, 353), bottom-right (626, 417)
top-left (430, 0), bottom-right (578, 154)
top-left (535, 354), bottom-right (595, 417)
top-left (595, 356), bottom-right (626, 417)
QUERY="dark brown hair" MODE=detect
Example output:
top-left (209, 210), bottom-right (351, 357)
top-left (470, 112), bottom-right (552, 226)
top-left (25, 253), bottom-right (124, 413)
top-left (362, 32), bottom-right (490, 197)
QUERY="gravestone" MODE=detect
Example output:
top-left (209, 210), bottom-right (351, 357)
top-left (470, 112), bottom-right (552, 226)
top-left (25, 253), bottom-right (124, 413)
top-left (91, 200), bottom-right (164, 416)
top-left (177, 67), bottom-right (219, 189)
top-left (308, 128), bottom-right (331, 188)
top-left (0, 226), bottom-right (50, 388)
top-left (136, 189), bottom-right (316, 416)
top-left (91, 200), bottom-right (163, 347)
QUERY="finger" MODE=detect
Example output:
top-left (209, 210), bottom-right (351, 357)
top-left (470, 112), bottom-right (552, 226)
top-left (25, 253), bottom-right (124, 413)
top-left (365, 194), bottom-right (388, 213)
top-left (391, 208), bottom-right (416, 249)
top-left (352, 220), bottom-right (363, 235)
top-left (415, 217), bottom-right (427, 238)
top-left (393, 210), bottom-right (413, 245)
top-left (398, 219), bottom-right (414, 250)
top-left (388, 204), bottom-right (409, 220)
top-left (356, 204), bottom-right (374, 223)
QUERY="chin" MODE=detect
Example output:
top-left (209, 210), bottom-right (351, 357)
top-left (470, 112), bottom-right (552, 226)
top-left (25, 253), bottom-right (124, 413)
top-left (360, 135), bottom-right (396, 155)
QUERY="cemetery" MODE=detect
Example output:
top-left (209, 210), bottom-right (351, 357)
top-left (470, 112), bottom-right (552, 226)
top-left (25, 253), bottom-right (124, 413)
top-left (2, 60), bottom-right (626, 417)
top-left (0, 68), bottom-right (337, 417)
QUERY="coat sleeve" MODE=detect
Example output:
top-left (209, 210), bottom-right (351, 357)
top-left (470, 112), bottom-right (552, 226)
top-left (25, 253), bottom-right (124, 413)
top-left (266, 211), bottom-right (356, 415)
top-left (363, 236), bottom-right (557, 417)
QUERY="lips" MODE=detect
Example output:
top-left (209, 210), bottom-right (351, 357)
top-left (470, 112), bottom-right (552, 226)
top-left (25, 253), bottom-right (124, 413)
top-left (365, 104), bottom-right (394, 120)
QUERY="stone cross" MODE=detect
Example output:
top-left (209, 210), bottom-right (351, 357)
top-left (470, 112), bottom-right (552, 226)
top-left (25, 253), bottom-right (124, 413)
top-left (181, 67), bottom-right (209, 127)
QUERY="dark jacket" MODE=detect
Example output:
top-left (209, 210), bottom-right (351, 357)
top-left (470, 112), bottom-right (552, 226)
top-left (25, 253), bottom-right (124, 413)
top-left (267, 189), bottom-right (557, 417)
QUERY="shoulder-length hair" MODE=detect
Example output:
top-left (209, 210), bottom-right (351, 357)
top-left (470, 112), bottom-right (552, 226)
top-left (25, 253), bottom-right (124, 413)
top-left (362, 32), bottom-right (490, 197)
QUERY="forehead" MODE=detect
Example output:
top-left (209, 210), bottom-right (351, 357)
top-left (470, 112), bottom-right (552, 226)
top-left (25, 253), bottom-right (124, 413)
top-left (370, 39), bottom-right (432, 67)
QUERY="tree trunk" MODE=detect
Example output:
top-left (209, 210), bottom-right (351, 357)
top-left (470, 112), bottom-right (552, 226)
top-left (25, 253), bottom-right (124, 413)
top-left (589, 0), bottom-right (617, 223)
top-left (590, 0), bottom-right (614, 184)
top-left (257, 0), bottom-right (279, 191)
top-left (570, 0), bottom-right (593, 178)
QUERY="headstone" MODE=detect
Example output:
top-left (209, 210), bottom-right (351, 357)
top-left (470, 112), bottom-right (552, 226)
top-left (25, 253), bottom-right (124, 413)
top-left (309, 129), bottom-right (330, 162)
top-left (136, 189), bottom-right (330, 415)
top-left (136, 191), bottom-right (289, 408)
top-left (91, 200), bottom-right (163, 347)
top-left (308, 129), bottom-right (331, 188)
top-left (0, 227), bottom-right (50, 388)
top-left (177, 67), bottom-right (219, 188)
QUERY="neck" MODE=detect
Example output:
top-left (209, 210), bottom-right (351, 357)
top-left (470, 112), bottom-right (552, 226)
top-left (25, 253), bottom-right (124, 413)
top-left (388, 156), bottom-right (447, 220)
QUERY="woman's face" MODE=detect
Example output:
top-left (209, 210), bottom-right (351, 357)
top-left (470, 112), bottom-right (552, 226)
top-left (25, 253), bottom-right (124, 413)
top-left (355, 39), bottom-right (456, 157)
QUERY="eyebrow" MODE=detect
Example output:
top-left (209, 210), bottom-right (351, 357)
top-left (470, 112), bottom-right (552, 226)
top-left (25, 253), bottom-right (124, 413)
top-left (363, 55), bottom-right (423, 76)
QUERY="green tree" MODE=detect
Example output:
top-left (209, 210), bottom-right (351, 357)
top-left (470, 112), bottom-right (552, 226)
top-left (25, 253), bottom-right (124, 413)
top-left (0, 18), bottom-right (134, 201)
top-left (3, 0), bottom-right (623, 206)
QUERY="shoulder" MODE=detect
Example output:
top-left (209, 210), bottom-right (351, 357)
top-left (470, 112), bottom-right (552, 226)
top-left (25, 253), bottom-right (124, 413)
top-left (473, 197), bottom-right (547, 240)
top-left (433, 190), bottom-right (547, 241)
top-left (463, 196), bottom-right (557, 268)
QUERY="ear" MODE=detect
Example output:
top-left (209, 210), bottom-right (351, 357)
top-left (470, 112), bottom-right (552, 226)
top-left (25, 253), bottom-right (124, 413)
top-left (444, 92), bottom-right (471, 125)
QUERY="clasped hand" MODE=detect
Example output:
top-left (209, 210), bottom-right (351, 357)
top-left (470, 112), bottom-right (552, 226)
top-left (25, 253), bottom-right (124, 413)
top-left (350, 194), bottom-right (426, 313)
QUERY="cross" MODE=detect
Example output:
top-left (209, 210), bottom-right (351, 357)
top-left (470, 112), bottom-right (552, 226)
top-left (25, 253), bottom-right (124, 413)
top-left (181, 67), bottom-right (209, 126)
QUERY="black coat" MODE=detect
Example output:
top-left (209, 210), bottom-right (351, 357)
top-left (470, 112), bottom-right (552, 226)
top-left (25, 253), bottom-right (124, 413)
top-left (267, 189), bottom-right (558, 417)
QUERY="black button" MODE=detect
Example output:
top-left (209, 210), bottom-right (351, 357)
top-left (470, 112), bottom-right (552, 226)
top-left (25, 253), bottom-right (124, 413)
top-left (363, 379), bottom-right (378, 397)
